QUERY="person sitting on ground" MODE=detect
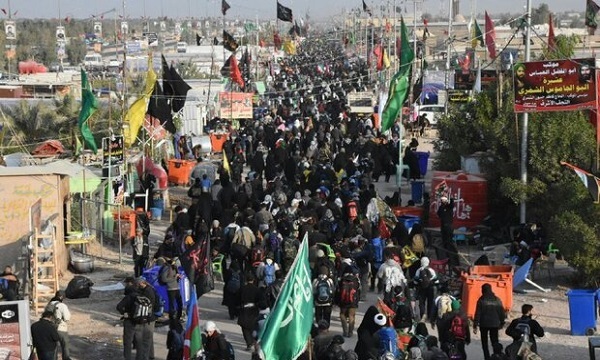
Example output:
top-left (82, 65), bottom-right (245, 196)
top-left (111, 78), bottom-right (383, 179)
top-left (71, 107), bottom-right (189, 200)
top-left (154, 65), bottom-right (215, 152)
top-left (0, 265), bottom-right (20, 300)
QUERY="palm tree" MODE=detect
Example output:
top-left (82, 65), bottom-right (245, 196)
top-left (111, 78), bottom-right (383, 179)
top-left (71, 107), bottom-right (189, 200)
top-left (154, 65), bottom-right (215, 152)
top-left (2, 100), bottom-right (64, 148)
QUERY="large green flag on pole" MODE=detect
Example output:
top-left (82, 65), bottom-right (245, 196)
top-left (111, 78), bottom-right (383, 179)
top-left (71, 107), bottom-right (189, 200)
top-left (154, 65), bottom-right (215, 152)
top-left (258, 233), bottom-right (313, 360)
top-left (381, 17), bottom-right (413, 132)
top-left (78, 69), bottom-right (98, 153)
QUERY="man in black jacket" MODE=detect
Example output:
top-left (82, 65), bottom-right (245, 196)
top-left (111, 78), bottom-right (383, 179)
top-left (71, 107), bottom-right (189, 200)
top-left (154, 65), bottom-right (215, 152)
top-left (31, 311), bottom-right (61, 360)
top-left (505, 304), bottom-right (544, 353)
top-left (473, 283), bottom-right (506, 360)
top-left (116, 277), bottom-right (157, 360)
top-left (437, 196), bottom-right (459, 267)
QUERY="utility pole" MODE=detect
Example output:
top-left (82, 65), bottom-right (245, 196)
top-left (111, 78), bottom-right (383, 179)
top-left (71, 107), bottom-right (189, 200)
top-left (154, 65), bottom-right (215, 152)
top-left (444, 0), bottom-right (453, 114)
top-left (520, 0), bottom-right (532, 224)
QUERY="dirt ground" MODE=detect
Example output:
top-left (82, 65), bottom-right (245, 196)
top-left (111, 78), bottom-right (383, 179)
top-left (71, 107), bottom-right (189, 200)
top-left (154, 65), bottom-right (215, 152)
top-left (51, 225), bottom-right (595, 360)
top-left (42, 134), bottom-right (597, 359)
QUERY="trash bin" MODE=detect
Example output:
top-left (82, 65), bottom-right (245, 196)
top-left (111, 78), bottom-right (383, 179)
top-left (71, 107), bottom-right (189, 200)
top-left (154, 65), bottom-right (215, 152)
top-left (415, 151), bottom-right (430, 176)
top-left (566, 289), bottom-right (598, 335)
top-left (411, 180), bottom-right (425, 204)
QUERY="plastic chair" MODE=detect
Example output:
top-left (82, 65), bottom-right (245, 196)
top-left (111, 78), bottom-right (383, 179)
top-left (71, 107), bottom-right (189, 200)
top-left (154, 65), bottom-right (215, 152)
top-left (429, 258), bottom-right (450, 276)
top-left (212, 254), bottom-right (225, 281)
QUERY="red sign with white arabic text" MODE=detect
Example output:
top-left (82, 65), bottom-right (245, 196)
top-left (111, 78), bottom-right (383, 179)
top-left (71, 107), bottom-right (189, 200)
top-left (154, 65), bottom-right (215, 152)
top-left (514, 58), bottom-right (597, 113)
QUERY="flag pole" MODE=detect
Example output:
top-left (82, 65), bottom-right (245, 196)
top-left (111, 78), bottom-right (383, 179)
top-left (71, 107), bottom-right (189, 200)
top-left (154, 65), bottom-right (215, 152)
top-left (519, 0), bottom-right (532, 224)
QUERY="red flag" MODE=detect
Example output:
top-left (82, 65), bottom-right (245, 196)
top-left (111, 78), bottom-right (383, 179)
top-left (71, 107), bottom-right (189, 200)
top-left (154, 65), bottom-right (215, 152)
top-left (229, 55), bottom-right (244, 88)
top-left (485, 11), bottom-right (497, 59)
top-left (378, 218), bottom-right (391, 239)
top-left (374, 44), bottom-right (383, 70)
top-left (548, 14), bottom-right (556, 52)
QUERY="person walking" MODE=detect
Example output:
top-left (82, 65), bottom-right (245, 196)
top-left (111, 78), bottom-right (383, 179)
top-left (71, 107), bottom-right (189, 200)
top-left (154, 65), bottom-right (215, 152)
top-left (313, 266), bottom-right (335, 324)
top-left (337, 270), bottom-right (360, 338)
top-left (437, 196), bottom-right (459, 267)
top-left (505, 304), bottom-right (545, 354)
top-left (413, 257), bottom-right (437, 322)
top-left (131, 227), bottom-right (149, 277)
top-left (238, 273), bottom-right (261, 350)
top-left (31, 310), bottom-right (61, 360)
top-left (45, 290), bottom-right (72, 360)
top-left (473, 283), bottom-right (506, 360)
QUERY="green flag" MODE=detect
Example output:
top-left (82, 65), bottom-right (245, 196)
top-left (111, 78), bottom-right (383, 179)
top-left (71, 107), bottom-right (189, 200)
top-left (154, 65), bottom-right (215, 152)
top-left (397, 17), bottom-right (414, 77)
top-left (471, 19), bottom-right (484, 48)
top-left (244, 22), bottom-right (257, 32)
top-left (381, 18), bottom-right (412, 132)
top-left (78, 69), bottom-right (98, 153)
top-left (258, 234), bottom-right (313, 360)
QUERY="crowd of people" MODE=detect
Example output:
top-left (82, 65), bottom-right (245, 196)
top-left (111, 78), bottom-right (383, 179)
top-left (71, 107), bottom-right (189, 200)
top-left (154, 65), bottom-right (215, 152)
top-left (121, 33), bottom-right (546, 360)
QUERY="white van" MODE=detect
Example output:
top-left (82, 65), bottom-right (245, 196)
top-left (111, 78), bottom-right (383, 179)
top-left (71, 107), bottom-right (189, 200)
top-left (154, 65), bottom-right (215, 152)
top-left (414, 104), bottom-right (445, 126)
top-left (83, 53), bottom-right (103, 68)
top-left (176, 42), bottom-right (187, 53)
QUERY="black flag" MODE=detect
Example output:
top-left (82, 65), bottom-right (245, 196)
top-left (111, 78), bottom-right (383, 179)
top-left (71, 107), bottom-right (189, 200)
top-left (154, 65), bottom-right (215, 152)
top-left (277, 1), bottom-right (293, 22)
top-left (196, 33), bottom-right (202, 45)
top-left (161, 54), bottom-right (173, 96)
top-left (223, 30), bottom-right (239, 52)
top-left (221, 0), bottom-right (231, 16)
top-left (213, 36), bottom-right (219, 45)
top-left (147, 81), bottom-right (176, 134)
top-left (169, 65), bottom-right (192, 113)
top-left (362, 0), bottom-right (372, 17)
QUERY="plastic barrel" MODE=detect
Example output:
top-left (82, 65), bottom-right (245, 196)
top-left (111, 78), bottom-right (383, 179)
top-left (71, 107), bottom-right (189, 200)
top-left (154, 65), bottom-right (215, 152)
top-left (566, 289), bottom-right (598, 335)
top-left (415, 151), bottom-right (430, 176)
top-left (411, 180), bottom-right (425, 204)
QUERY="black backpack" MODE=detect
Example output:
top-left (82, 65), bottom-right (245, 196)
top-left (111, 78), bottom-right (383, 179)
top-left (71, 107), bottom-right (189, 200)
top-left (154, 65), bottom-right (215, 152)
top-left (225, 270), bottom-right (242, 293)
top-left (131, 295), bottom-right (153, 324)
top-left (419, 268), bottom-right (433, 289)
top-left (315, 277), bottom-right (333, 305)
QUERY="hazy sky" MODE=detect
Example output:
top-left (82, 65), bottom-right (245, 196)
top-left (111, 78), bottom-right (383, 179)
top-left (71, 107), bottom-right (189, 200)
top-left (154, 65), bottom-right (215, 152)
top-left (7, 0), bottom-right (583, 20)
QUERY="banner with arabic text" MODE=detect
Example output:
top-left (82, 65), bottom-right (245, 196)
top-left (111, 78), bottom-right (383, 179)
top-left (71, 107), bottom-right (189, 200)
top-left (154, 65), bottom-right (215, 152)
top-left (514, 58), bottom-right (597, 113)
top-left (219, 92), bottom-right (253, 119)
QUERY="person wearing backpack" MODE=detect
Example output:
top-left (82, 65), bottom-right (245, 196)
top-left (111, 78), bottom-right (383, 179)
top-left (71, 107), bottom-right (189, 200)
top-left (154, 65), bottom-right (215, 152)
top-left (256, 255), bottom-right (280, 288)
top-left (166, 319), bottom-right (184, 360)
top-left (375, 313), bottom-right (401, 359)
top-left (337, 271), bottom-right (360, 338)
top-left (223, 261), bottom-right (243, 320)
top-left (440, 299), bottom-right (470, 360)
top-left (202, 321), bottom-right (234, 360)
top-left (376, 250), bottom-right (406, 306)
top-left (431, 286), bottom-right (456, 341)
top-left (369, 228), bottom-right (385, 292)
top-left (473, 283), bottom-right (506, 360)
top-left (413, 257), bottom-right (437, 322)
top-left (505, 304), bottom-right (544, 354)
top-left (45, 290), bottom-right (72, 360)
top-left (116, 277), bottom-right (156, 360)
top-left (313, 266), bottom-right (335, 324)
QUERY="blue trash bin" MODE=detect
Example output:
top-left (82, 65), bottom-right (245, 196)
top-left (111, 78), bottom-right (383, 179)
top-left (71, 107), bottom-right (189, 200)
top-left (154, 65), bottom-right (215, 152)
top-left (411, 180), bottom-right (425, 204)
top-left (398, 215), bottom-right (421, 233)
top-left (415, 151), bottom-right (430, 176)
top-left (566, 289), bottom-right (598, 335)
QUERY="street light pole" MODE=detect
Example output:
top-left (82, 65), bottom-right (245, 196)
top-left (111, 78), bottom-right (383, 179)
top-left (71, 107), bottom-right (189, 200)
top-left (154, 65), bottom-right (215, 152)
top-left (519, 0), bottom-right (532, 223)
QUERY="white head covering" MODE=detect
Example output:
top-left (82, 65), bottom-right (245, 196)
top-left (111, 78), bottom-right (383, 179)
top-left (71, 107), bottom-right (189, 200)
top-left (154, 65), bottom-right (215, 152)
top-left (421, 256), bottom-right (430, 268)
top-left (374, 313), bottom-right (387, 326)
top-left (205, 321), bottom-right (217, 332)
